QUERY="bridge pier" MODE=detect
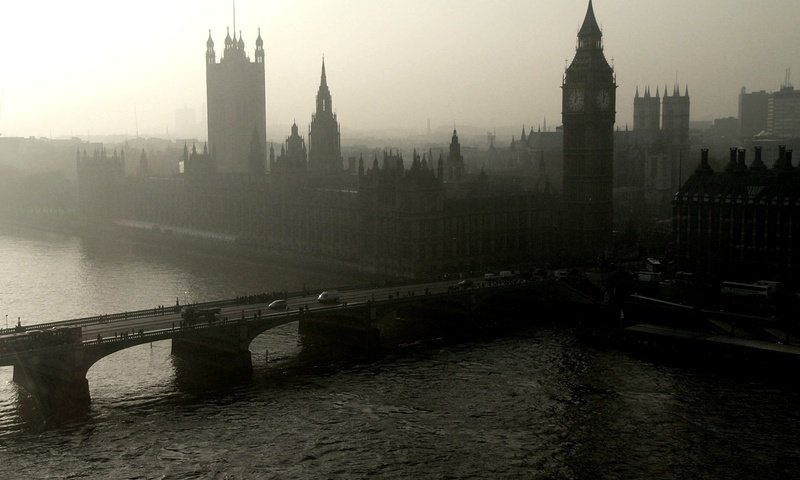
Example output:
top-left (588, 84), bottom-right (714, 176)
top-left (13, 349), bottom-right (91, 413)
top-left (171, 325), bottom-right (253, 373)
top-left (299, 307), bottom-right (381, 354)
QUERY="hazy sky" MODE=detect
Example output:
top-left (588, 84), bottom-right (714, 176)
top-left (2, 0), bottom-right (799, 140)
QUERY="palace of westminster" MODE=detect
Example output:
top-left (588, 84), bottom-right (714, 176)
top-left (76, 2), bottom-right (799, 283)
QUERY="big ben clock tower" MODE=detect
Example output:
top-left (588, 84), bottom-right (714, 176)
top-left (562, 0), bottom-right (616, 260)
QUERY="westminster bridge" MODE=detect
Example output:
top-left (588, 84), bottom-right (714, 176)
top-left (0, 277), bottom-right (553, 411)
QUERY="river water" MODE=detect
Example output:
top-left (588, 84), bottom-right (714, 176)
top-left (0, 224), bottom-right (798, 479)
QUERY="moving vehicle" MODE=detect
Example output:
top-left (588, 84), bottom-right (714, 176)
top-left (268, 299), bottom-right (288, 310)
top-left (457, 279), bottom-right (474, 288)
top-left (181, 306), bottom-right (221, 325)
top-left (720, 281), bottom-right (770, 300)
top-left (0, 326), bottom-right (82, 354)
top-left (317, 290), bottom-right (340, 304)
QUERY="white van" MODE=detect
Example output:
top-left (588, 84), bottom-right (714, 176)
top-left (317, 290), bottom-right (340, 304)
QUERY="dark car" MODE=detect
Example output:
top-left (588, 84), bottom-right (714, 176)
top-left (457, 279), bottom-right (474, 288)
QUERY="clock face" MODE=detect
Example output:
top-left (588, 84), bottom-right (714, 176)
top-left (567, 89), bottom-right (584, 111)
top-left (596, 90), bottom-right (611, 110)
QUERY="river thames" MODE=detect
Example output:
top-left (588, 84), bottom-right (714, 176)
top-left (0, 224), bottom-right (798, 479)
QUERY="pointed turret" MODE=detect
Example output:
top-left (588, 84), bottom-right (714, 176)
top-left (635, 85), bottom-right (639, 98)
top-left (255, 27), bottom-right (264, 64)
top-left (577, 0), bottom-right (602, 49)
top-left (578, 0), bottom-right (601, 38)
top-left (320, 57), bottom-right (328, 88)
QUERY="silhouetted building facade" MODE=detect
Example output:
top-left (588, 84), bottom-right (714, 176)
top-left (358, 143), bottom-right (556, 277)
top-left (562, 0), bottom-right (616, 259)
top-left (205, 27), bottom-right (266, 174)
top-left (307, 59), bottom-right (343, 175)
top-left (274, 121), bottom-right (308, 174)
top-left (673, 146), bottom-right (800, 286)
top-left (767, 85), bottom-right (800, 138)
top-left (738, 87), bottom-right (769, 138)
top-left (634, 85), bottom-right (690, 180)
top-left (633, 86), bottom-right (661, 146)
top-left (75, 18), bottom-right (578, 278)
top-left (76, 146), bottom-right (125, 220)
top-left (446, 129), bottom-right (465, 182)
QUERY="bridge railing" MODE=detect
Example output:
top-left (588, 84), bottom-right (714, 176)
top-left (0, 280), bottom-right (535, 360)
top-left (3, 278), bottom-right (533, 343)
top-left (1, 282), bottom-right (388, 336)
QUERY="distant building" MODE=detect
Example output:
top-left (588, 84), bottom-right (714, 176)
top-left (205, 27), bottom-right (266, 174)
top-left (632, 85), bottom-right (690, 199)
top-left (445, 129), bottom-right (465, 182)
top-left (673, 146), bottom-right (800, 285)
top-left (738, 87), bottom-right (769, 138)
top-left (767, 85), bottom-right (800, 138)
top-left (273, 121), bottom-right (308, 174)
top-left (709, 117), bottom-right (738, 140)
top-left (561, 0), bottom-right (617, 259)
top-left (662, 85), bottom-right (691, 147)
top-left (307, 59), bottom-right (343, 175)
top-left (633, 86), bottom-right (662, 146)
top-left (76, 146), bottom-right (125, 220)
top-left (738, 77), bottom-right (800, 141)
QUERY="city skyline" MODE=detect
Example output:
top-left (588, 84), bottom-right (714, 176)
top-left (2, 0), bottom-right (799, 139)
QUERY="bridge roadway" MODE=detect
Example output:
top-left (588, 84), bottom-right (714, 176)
top-left (0, 277), bottom-right (520, 366)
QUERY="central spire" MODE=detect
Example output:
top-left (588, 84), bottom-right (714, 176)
top-left (320, 56), bottom-right (327, 87)
top-left (577, 0), bottom-right (602, 50)
top-left (579, 0), bottom-right (601, 37)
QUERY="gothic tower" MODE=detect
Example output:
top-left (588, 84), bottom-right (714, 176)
top-left (205, 26), bottom-right (267, 174)
top-left (633, 86), bottom-right (661, 145)
top-left (661, 83), bottom-right (690, 191)
top-left (307, 58), bottom-right (343, 174)
top-left (561, 0), bottom-right (616, 258)
top-left (447, 129), bottom-right (465, 181)
top-left (661, 84), bottom-right (690, 146)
